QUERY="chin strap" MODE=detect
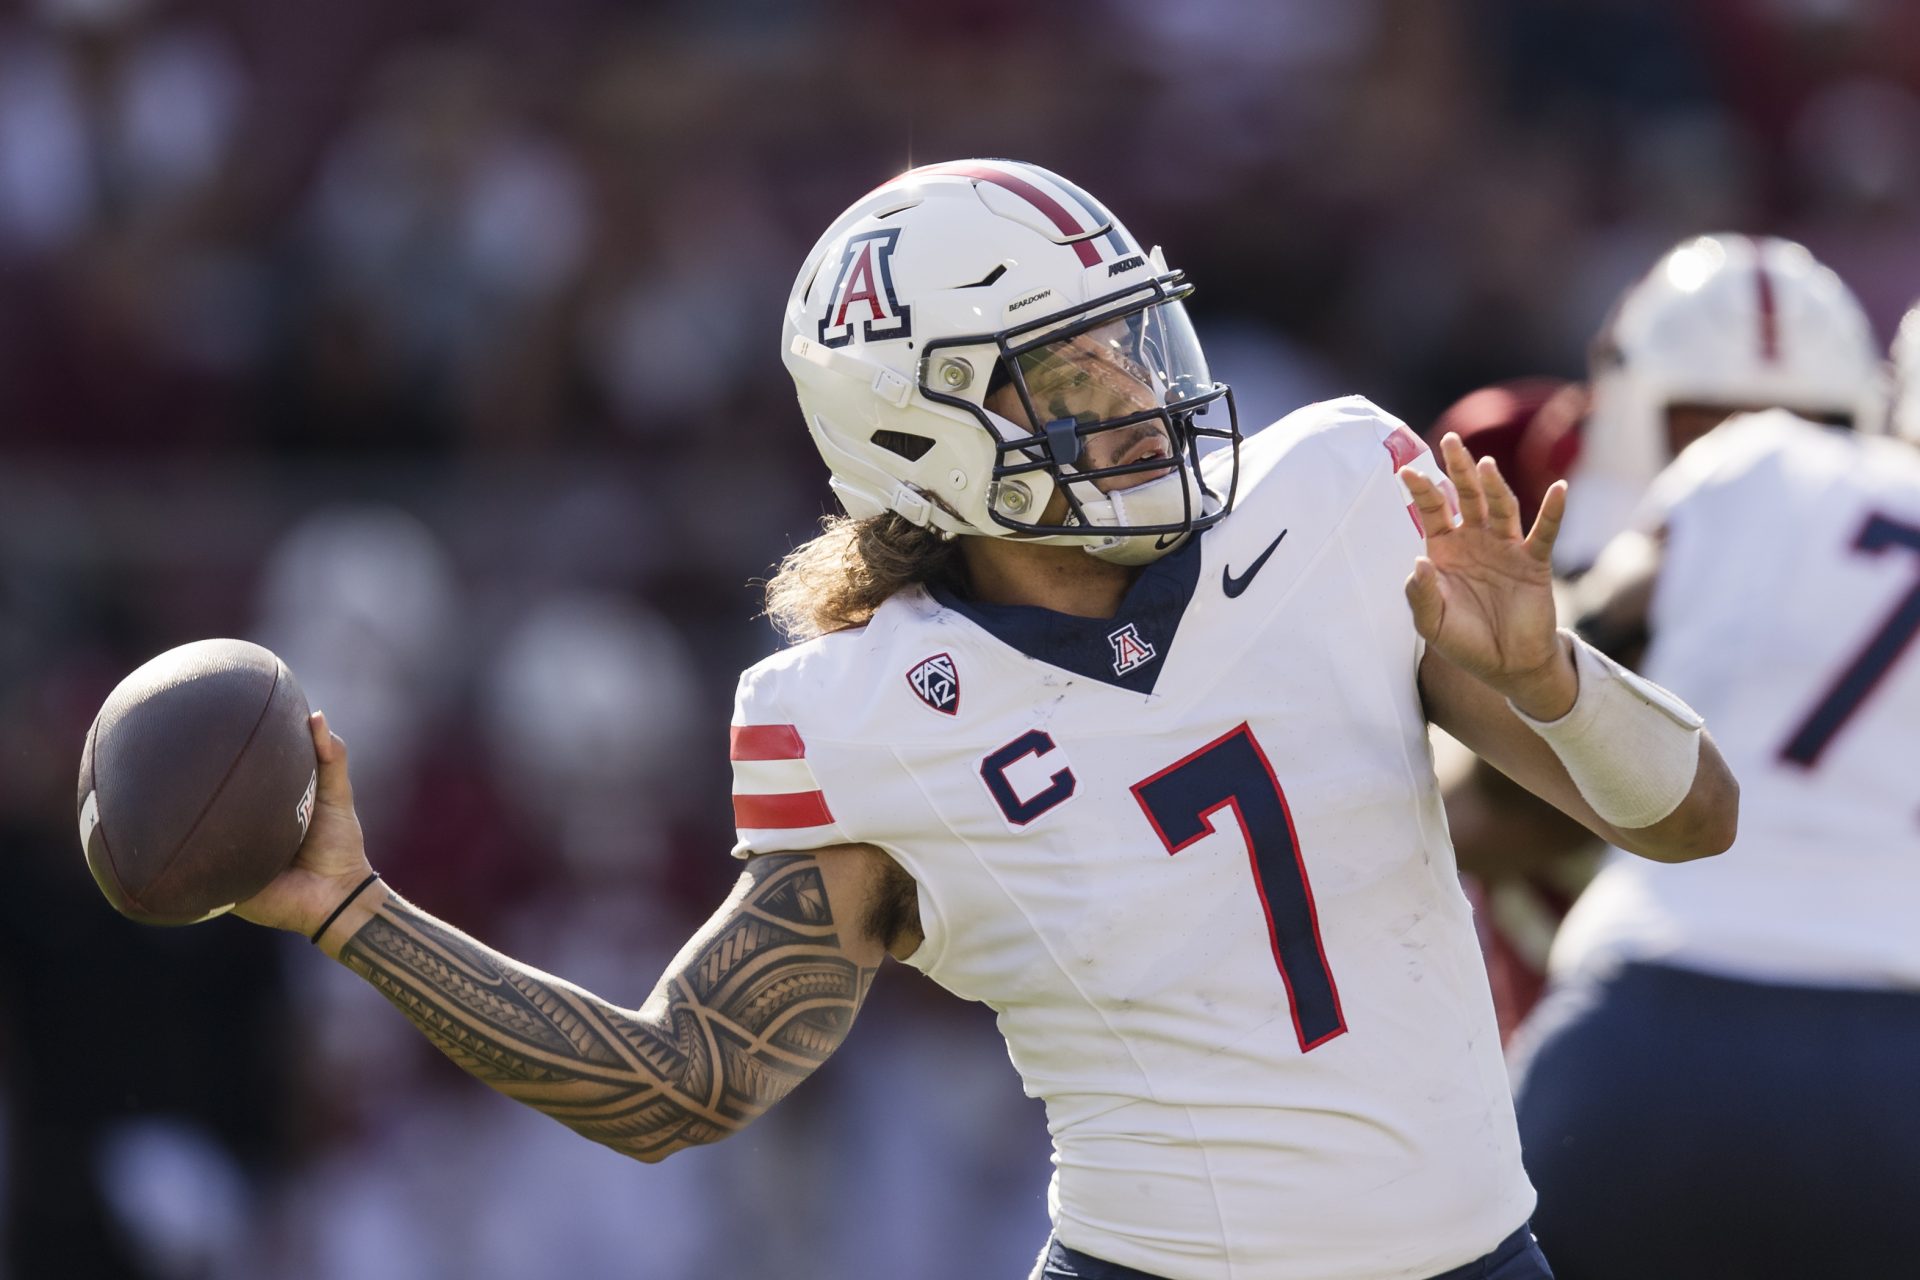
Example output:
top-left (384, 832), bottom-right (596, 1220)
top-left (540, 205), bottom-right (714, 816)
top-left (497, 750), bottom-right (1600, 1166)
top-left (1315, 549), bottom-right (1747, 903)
top-left (1078, 469), bottom-right (1213, 565)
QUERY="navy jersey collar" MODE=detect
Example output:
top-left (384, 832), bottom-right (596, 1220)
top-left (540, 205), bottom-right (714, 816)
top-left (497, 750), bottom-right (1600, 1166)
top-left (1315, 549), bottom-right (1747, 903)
top-left (928, 533), bottom-right (1204, 693)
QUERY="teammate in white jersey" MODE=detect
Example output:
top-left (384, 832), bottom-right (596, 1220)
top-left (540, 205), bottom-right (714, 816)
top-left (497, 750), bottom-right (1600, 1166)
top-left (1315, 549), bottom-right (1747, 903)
top-left (1446, 234), bottom-right (1880, 1045)
top-left (227, 161), bottom-right (1737, 1280)
top-left (1511, 309), bottom-right (1920, 1276)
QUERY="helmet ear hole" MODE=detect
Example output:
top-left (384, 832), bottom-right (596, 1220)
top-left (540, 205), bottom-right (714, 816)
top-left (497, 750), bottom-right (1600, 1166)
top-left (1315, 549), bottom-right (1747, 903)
top-left (871, 430), bottom-right (937, 461)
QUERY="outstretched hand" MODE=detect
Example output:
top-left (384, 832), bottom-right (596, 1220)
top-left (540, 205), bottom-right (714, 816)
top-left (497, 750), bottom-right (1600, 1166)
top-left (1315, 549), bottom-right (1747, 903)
top-left (1400, 433), bottom-right (1577, 721)
top-left (234, 711), bottom-right (374, 937)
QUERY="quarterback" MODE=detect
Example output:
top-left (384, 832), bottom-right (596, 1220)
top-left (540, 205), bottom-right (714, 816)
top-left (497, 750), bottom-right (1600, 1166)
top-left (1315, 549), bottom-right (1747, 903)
top-left (235, 161), bottom-right (1737, 1280)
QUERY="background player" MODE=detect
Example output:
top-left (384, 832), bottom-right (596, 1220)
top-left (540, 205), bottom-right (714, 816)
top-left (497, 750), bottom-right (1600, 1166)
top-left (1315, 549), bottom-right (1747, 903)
top-left (1440, 235), bottom-right (1878, 1039)
top-left (1553, 234), bottom-right (1881, 576)
top-left (1506, 300), bottom-right (1920, 1278)
top-left (231, 161), bottom-right (1735, 1280)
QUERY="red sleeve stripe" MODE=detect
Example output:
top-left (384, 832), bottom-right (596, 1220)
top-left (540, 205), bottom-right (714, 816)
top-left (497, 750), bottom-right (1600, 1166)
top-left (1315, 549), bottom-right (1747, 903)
top-left (730, 724), bottom-right (806, 761)
top-left (733, 790), bottom-right (834, 830)
top-left (1383, 422), bottom-right (1429, 469)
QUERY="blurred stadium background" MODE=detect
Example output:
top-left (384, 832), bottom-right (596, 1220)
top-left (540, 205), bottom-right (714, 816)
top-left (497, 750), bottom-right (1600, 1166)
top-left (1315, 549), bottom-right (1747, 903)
top-left (2, 0), bottom-right (1917, 1276)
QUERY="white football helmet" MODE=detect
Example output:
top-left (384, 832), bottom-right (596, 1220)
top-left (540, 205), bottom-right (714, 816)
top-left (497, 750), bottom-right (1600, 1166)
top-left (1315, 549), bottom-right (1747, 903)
top-left (1888, 300), bottom-right (1920, 445)
top-left (1559, 234), bottom-right (1879, 570)
top-left (781, 159), bottom-right (1238, 565)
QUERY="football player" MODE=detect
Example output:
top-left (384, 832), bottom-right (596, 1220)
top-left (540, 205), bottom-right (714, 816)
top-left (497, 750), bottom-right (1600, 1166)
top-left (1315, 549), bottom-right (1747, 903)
top-left (1553, 233), bottom-right (1881, 576)
top-left (1508, 302), bottom-right (1920, 1277)
top-left (233, 161), bottom-right (1736, 1280)
top-left (1444, 235), bottom-right (1878, 1040)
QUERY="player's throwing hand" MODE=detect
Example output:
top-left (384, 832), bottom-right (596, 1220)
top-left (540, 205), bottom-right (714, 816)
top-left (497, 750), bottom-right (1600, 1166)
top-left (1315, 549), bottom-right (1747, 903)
top-left (233, 711), bottom-right (375, 940)
top-left (1401, 432), bottom-right (1575, 720)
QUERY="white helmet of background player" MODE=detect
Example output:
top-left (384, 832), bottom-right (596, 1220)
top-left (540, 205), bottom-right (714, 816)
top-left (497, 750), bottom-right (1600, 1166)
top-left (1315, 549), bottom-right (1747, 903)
top-left (1888, 300), bottom-right (1920, 445)
top-left (1558, 234), bottom-right (1879, 571)
top-left (781, 160), bottom-right (1238, 566)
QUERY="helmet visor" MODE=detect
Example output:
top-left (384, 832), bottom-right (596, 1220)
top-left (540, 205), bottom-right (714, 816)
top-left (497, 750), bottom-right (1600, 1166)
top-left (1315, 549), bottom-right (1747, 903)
top-left (1009, 299), bottom-right (1212, 430)
top-left (995, 293), bottom-right (1230, 510)
top-left (913, 269), bottom-right (1240, 541)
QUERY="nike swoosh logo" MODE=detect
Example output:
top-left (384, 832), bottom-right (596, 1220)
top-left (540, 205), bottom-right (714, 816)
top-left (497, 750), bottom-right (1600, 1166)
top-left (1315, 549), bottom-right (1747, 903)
top-left (1222, 529), bottom-right (1289, 598)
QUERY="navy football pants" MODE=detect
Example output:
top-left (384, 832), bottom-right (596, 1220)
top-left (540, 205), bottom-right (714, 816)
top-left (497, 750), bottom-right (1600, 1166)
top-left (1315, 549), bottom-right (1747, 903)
top-left (1514, 962), bottom-right (1920, 1280)
top-left (1038, 1223), bottom-right (1552, 1279)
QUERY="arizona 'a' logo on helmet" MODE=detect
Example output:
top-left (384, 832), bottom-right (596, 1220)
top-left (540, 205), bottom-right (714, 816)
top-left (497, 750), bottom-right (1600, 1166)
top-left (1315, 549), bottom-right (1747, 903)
top-left (818, 229), bottom-right (912, 348)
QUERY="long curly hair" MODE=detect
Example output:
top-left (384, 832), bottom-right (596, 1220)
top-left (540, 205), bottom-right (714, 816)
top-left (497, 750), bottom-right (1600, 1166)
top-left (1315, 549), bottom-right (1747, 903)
top-left (763, 514), bottom-right (965, 643)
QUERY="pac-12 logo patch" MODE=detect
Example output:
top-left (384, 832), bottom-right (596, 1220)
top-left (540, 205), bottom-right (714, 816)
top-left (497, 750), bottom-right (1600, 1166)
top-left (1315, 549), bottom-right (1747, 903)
top-left (818, 228), bottom-right (912, 348)
top-left (907, 653), bottom-right (960, 714)
top-left (1108, 623), bottom-right (1158, 676)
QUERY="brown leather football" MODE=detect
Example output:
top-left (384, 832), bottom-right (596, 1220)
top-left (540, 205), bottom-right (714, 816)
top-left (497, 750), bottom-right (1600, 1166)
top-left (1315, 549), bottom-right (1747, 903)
top-left (78, 639), bottom-right (318, 925)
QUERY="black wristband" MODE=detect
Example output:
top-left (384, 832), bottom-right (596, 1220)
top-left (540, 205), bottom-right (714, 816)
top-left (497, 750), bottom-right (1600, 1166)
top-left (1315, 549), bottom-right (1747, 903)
top-left (311, 873), bottom-right (382, 945)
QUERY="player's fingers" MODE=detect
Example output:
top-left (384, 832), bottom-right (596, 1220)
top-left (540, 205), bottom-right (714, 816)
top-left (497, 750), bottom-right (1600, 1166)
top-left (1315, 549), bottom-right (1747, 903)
top-left (1478, 457), bottom-right (1522, 540)
top-left (1403, 557), bottom-right (1446, 641)
top-left (1523, 480), bottom-right (1568, 563)
top-left (310, 711), bottom-right (355, 808)
top-left (1399, 467), bottom-right (1457, 538)
top-left (309, 710), bottom-right (345, 763)
top-left (1440, 433), bottom-right (1487, 527)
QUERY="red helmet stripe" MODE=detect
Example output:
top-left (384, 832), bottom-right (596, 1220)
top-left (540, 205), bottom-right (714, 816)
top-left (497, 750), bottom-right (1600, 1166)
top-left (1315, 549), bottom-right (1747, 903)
top-left (923, 162), bottom-right (1102, 267)
top-left (1047, 171), bottom-right (1132, 259)
top-left (1752, 239), bottom-right (1781, 363)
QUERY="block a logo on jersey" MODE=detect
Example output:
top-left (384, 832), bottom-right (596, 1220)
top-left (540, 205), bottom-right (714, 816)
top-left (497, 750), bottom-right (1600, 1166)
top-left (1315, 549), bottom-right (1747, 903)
top-left (817, 228), bottom-right (912, 348)
top-left (1108, 622), bottom-right (1159, 676)
top-left (906, 652), bottom-right (960, 715)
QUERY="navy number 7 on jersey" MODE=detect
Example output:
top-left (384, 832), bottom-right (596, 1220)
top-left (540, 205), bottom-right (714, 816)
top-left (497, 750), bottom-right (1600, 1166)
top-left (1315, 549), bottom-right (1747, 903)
top-left (1132, 724), bottom-right (1347, 1052)
top-left (1779, 512), bottom-right (1920, 768)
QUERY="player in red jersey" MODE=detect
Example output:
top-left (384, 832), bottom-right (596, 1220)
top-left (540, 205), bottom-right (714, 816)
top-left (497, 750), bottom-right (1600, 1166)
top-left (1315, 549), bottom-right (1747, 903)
top-left (1431, 380), bottom-right (1584, 524)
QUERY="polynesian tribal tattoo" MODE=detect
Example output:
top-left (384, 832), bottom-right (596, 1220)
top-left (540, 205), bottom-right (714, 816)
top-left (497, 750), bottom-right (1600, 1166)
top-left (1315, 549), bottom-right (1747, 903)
top-left (338, 853), bottom-right (878, 1161)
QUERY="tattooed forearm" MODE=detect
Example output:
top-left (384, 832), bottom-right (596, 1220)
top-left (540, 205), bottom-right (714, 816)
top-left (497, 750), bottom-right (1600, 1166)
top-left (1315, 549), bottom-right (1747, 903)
top-left (337, 854), bottom-right (878, 1162)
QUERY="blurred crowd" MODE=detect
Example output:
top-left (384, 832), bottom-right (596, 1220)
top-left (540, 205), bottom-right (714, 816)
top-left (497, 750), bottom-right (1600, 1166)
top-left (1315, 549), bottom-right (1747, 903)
top-left (2, 0), bottom-right (1918, 1276)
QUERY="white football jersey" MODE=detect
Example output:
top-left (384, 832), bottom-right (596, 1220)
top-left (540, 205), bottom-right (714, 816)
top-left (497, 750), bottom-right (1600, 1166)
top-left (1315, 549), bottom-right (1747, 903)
top-left (1553, 411), bottom-right (1920, 989)
top-left (729, 398), bottom-right (1534, 1280)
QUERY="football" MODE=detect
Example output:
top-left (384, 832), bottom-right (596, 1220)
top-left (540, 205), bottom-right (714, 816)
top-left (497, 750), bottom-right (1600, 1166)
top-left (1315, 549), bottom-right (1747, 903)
top-left (78, 639), bottom-right (318, 925)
